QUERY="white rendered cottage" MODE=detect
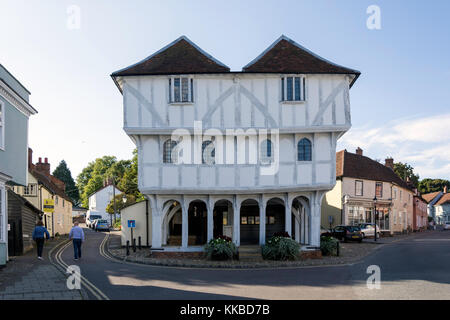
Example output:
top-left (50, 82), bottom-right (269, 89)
top-left (111, 35), bottom-right (360, 254)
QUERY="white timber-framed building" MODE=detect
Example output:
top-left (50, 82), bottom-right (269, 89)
top-left (111, 35), bottom-right (360, 253)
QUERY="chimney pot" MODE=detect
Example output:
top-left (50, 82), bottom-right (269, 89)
top-left (385, 157), bottom-right (394, 170)
top-left (356, 147), bottom-right (363, 156)
top-left (45, 157), bottom-right (48, 164)
top-left (28, 148), bottom-right (33, 168)
top-left (38, 157), bottom-right (42, 163)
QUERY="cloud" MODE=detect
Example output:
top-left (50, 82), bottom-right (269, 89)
top-left (338, 114), bottom-right (450, 180)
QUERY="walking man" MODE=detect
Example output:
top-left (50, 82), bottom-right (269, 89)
top-left (32, 220), bottom-right (50, 260)
top-left (69, 222), bottom-right (85, 260)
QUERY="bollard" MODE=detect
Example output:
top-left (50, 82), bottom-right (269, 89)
top-left (138, 236), bottom-right (142, 250)
top-left (336, 241), bottom-right (340, 257)
top-left (133, 238), bottom-right (136, 252)
top-left (126, 240), bottom-right (130, 256)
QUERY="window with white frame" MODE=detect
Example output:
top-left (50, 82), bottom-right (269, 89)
top-left (24, 183), bottom-right (38, 196)
top-left (355, 180), bottom-right (363, 196)
top-left (0, 100), bottom-right (4, 150)
top-left (169, 77), bottom-right (193, 103)
top-left (260, 139), bottom-right (274, 164)
top-left (281, 76), bottom-right (306, 102)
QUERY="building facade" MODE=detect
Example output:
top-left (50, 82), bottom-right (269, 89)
top-left (13, 151), bottom-right (73, 237)
top-left (321, 149), bottom-right (414, 234)
top-left (87, 183), bottom-right (122, 226)
top-left (413, 191), bottom-right (428, 231)
top-left (111, 35), bottom-right (360, 253)
top-left (0, 64), bottom-right (37, 265)
top-left (434, 189), bottom-right (450, 224)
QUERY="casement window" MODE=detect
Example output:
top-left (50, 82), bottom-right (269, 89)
top-left (55, 196), bottom-right (58, 205)
top-left (355, 180), bottom-right (363, 196)
top-left (0, 100), bottom-right (4, 150)
top-left (375, 182), bottom-right (383, 198)
top-left (169, 77), bottom-right (194, 103)
top-left (201, 140), bottom-right (215, 165)
top-left (24, 183), bottom-right (38, 196)
top-left (163, 139), bottom-right (179, 164)
top-left (393, 188), bottom-right (397, 199)
top-left (281, 76), bottom-right (306, 102)
top-left (260, 139), bottom-right (273, 164)
top-left (297, 138), bottom-right (312, 161)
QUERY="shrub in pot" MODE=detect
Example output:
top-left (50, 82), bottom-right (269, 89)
top-left (320, 236), bottom-right (339, 256)
top-left (261, 233), bottom-right (300, 261)
top-left (205, 235), bottom-right (237, 261)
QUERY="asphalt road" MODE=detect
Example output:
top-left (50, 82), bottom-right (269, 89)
top-left (56, 227), bottom-right (450, 300)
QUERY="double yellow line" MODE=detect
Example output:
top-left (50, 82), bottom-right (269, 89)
top-left (49, 238), bottom-right (110, 300)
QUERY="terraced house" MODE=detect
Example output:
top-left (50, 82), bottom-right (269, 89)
top-left (111, 35), bottom-right (360, 255)
top-left (0, 64), bottom-right (37, 265)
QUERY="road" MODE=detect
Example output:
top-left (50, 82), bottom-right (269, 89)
top-left (54, 227), bottom-right (450, 300)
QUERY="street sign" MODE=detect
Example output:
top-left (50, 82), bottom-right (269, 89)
top-left (43, 199), bottom-right (55, 213)
top-left (128, 220), bottom-right (136, 228)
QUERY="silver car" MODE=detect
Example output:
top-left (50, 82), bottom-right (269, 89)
top-left (444, 222), bottom-right (450, 230)
top-left (358, 223), bottom-right (381, 238)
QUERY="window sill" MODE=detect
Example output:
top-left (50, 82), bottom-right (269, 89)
top-left (280, 100), bottom-right (306, 105)
top-left (169, 102), bottom-right (194, 106)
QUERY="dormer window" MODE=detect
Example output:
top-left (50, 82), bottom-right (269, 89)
top-left (281, 76), bottom-right (306, 102)
top-left (169, 77), bottom-right (193, 103)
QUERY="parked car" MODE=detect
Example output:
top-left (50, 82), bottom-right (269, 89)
top-left (358, 223), bottom-right (381, 239)
top-left (444, 222), bottom-right (450, 230)
top-left (329, 225), bottom-right (363, 242)
top-left (86, 214), bottom-right (102, 228)
top-left (94, 219), bottom-right (110, 232)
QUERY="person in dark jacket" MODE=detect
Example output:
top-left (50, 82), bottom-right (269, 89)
top-left (32, 220), bottom-right (50, 260)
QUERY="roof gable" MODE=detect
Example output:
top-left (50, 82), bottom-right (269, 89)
top-left (243, 35), bottom-right (360, 86)
top-left (422, 191), bottom-right (442, 203)
top-left (435, 193), bottom-right (450, 206)
top-left (112, 36), bottom-right (230, 76)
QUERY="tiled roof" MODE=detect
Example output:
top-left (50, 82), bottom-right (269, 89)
top-left (30, 168), bottom-right (72, 204)
top-left (111, 36), bottom-right (230, 76)
top-left (422, 191), bottom-right (441, 203)
top-left (435, 193), bottom-right (450, 206)
top-left (336, 150), bottom-right (411, 190)
top-left (243, 35), bottom-right (360, 86)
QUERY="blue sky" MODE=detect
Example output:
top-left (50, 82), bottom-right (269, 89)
top-left (1, 0), bottom-right (449, 180)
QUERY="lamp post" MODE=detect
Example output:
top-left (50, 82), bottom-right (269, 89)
top-left (373, 196), bottom-right (378, 242)
top-left (342, 194), bottom-right (350, 225)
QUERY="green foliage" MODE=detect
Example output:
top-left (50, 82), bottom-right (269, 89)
top-left (261, 235), bottom-right (300, 261)
top-left (113, 218), bottom-right (121, 229)
top-left (320, 236), bottom-right (339, 256)
top-left (418, 178), bottom-right (450, 194)
top-left (205, 236), bottom-right (237, 260)
top-left (106, 193), bottom-right (144, 214)
top-left (52, 160), bottom-right (79, 205)
top-left (393, 162), bottom-right (419, 187)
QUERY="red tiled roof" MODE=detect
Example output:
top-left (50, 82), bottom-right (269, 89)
top-left (30, 168), bottom-right (72, 203)
top-left (111, 36), bottom-right (230, 77)
top-left (243, 36), bottom-right (360, 86)
top-left (435, 193), bottom-right (450, 206)
top-left (422, 191), bottom-right (441, 203)
top-left (336, 150), bottom-right (411, 190)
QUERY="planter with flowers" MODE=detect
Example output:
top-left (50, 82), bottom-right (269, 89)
top-left (261, 232), bottom-right (300, 261)
top-left (204, 235), bottom-right (238, 261)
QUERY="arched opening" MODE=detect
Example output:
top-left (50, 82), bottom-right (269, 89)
top-left (240, 199), bottom-right (259, 245)
top-left (297, 138), bottom-right (312, 161)
top-left (265, 198), bottom-right (285, 240)
top-left (188, 200), bottom-right (208, 245)
top-left (213, 200), bottom-right (233, 239)
top-left (162, 200), bottom-right (182, 246)
top-left (292, 197), bottom-right (310, 244)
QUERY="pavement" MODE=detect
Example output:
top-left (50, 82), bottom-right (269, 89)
top-left (0, 236), bottom-right (84, 300)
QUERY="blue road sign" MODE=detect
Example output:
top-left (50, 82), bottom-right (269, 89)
top-left (128, 220), bottom-right (136, 228)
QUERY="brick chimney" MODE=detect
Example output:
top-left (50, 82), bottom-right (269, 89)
top-left (28, 148), bottom-right (33, 169)
top-left (385, 157), bottom-right (394, 170)
top-left (356, 147), bottom-right (363, 156)
top-left (35, 157), bottom-right (50, 176)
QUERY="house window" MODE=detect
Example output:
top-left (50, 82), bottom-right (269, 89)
top-left (55, 196), bottom-right (58, 205)
top-left (0, 100), bottom-right (4, 150)
top-left (202, 140), bottom-right (215, 165)
top-left (375, 182), bottom-right (383, 198)
top-left (169, 77), bottom-right (193, 103)
top-left (393, 188), bottom-right (397, 199)
top-left (260, 139), bottom-right (273, 164)
top-left (297, 138), bottom-right (312, 161)
top-left (281, 76), bottom-right (306, 102)
top-left (163, 140), bottom-right (179, 163)
top-left (24, 183), bottom-right (38, 196)
top-left (355, 180), bottom-right (363, 196)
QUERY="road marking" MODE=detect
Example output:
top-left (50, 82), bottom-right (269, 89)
top-left (49, 238), bottom-right (110, 300)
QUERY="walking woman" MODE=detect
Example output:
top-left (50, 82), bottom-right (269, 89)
top-left (32, 220), bottom-right (50, 260)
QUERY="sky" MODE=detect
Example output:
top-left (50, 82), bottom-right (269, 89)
top-left (1, 0), bottom-right (449, 180)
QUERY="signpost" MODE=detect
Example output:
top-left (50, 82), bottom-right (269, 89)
top-left (43, 199), bottom-right (55, 237)
top-left (128, 220), bottom-right (136, 247)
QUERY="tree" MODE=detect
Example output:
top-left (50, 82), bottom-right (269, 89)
top-left (52, 160), bottom-right (80, 205)
top-left (418, 178), bottom-right (450, 194)
top-left (106, 193), bottom-right (139, 214)
top-left (393, 162), bottom-right (420, 187)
